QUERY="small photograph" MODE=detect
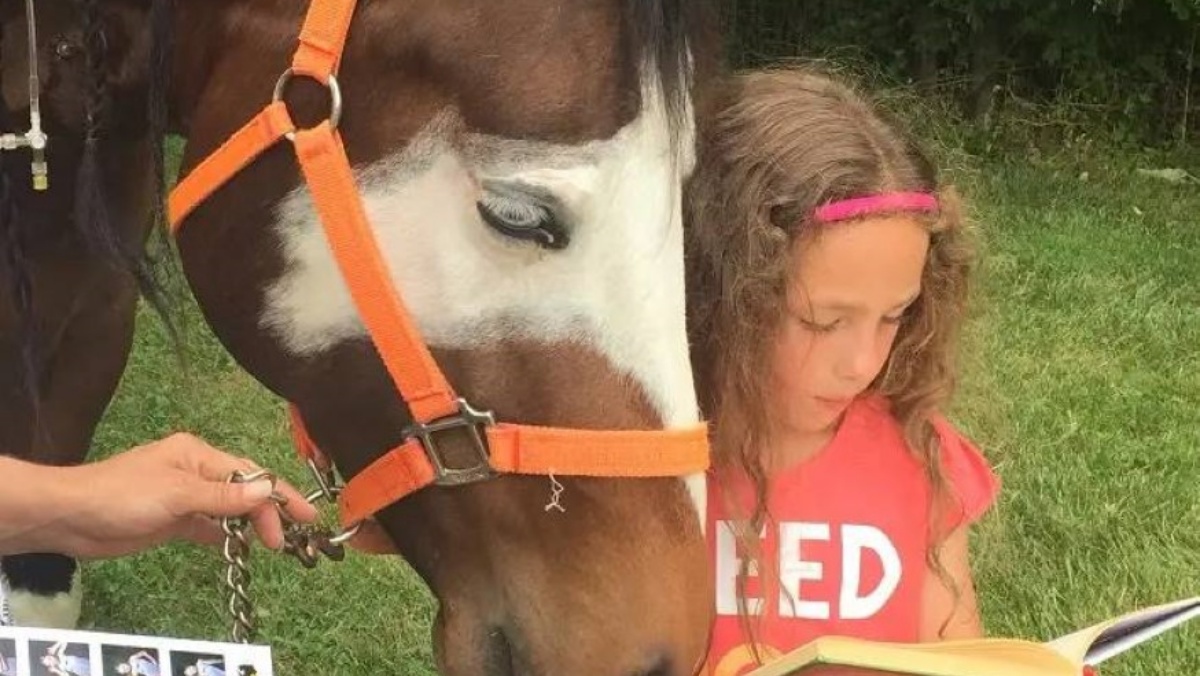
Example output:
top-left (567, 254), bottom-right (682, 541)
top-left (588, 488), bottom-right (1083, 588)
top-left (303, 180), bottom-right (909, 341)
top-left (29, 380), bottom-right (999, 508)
top-left (100, 645), bottom-right (161, 676)
top-left (0, 638), bottom-right (19, 676)
top-left (169, 652), bottom-right (225, 676)
top-left (30, 640), bottom-right (92, 676)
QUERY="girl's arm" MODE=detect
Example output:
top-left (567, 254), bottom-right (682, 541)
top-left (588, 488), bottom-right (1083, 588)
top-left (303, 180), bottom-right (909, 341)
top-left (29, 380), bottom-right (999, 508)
top-left (918, 524), bottom-right (984, 640)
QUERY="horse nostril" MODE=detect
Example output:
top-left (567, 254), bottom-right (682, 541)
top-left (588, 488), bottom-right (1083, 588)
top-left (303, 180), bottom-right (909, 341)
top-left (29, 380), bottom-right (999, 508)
top-left (634, 654), bottom-right (674, 676)
top-left (484, 626), bottom-right (516, 676)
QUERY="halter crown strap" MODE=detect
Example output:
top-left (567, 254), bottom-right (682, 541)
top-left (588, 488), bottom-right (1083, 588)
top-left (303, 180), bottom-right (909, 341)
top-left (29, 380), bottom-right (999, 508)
top-left (168, 0), bottom-right (709, 531)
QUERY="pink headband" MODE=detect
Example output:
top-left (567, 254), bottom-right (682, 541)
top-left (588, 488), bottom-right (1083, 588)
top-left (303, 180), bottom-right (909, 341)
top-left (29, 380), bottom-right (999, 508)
top-left (813, 192), bottom-right (939, 224)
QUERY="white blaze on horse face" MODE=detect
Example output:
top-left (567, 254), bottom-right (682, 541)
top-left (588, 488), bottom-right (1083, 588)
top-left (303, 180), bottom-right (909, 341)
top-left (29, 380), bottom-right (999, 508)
top-left (263, 82), bottom-right (706, 526)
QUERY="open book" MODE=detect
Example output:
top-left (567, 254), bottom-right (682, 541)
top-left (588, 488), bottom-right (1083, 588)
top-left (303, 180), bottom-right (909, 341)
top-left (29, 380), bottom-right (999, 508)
top-left (745, 596), bottom-right (1200, 676)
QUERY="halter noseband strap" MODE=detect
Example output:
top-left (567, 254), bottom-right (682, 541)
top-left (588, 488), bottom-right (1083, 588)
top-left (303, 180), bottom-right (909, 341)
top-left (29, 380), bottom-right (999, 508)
top-left (167, 0), bottom-right (710, 531)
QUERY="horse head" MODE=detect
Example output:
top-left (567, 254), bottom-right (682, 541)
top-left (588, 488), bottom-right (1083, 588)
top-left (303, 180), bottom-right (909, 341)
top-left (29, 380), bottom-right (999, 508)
top-left (90, 0), bottom-right (719, 672)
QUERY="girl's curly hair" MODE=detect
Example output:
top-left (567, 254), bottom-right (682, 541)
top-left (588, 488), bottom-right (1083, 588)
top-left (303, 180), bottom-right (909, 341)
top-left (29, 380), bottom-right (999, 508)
top-left (684, 64), bottom-right (976, 651)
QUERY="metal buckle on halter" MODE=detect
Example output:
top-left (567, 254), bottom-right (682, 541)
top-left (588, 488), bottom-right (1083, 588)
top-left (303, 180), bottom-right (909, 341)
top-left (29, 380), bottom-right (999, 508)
top-left (405, 397), bottom-right (498, 486)
top-left (271, 68), bottom-right (343, 142)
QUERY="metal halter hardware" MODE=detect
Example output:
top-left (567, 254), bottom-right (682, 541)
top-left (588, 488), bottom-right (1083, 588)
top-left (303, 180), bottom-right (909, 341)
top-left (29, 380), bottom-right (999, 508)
top-left (271, 68), bottom-right (342, 142)
top-left (0, 0), bottom-right (49, 190)
top-left (411, 397), bottom-right (498, 487)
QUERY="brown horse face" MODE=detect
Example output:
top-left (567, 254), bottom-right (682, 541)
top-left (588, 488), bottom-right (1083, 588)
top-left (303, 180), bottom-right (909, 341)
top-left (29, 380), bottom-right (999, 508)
top-left (167, 1), bottom-right (712, 673)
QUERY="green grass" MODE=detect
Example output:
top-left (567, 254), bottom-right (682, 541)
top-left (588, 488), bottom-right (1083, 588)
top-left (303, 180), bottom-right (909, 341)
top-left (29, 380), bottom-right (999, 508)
top-left (954, 153), bottom-right (1200, 674)
top-left (78, 148), bottom-right (1199, 674)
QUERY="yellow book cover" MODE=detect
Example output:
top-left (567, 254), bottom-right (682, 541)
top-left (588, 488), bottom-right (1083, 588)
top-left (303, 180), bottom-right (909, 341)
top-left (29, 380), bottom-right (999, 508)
top-left (744, 596), bottom-right (1200, 676)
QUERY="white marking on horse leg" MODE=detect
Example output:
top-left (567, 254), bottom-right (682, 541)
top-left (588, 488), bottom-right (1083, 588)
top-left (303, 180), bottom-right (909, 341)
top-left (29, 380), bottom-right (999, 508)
top-left (6, 568), bottom-right (81, 629)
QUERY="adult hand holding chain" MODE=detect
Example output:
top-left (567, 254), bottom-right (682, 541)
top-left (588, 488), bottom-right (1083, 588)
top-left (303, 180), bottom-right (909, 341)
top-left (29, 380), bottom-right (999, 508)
top-left (0, 433), bottom-right (318, 559)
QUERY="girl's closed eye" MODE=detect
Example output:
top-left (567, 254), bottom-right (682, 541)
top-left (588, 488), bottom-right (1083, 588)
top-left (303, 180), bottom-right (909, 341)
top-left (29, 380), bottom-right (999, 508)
top-left (789, 308), bottom-right (843, 332)
top-left (800, 317), bottom-right (841, 333)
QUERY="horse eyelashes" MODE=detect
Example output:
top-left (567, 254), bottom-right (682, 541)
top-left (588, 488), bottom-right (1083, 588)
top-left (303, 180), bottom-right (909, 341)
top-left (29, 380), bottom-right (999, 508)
top-left (479, 192), bottom-right (545, 229)
top-left (476, 180), bottom-right (570, 251)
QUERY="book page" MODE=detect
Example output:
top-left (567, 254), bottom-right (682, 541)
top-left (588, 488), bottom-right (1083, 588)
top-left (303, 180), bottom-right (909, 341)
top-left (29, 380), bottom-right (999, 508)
top-left (744, 636), bottom-right (1076, 676)
top-left (788, 668), bottom-right (917, 675)
top-left (0, 625), bottom-right (273, 676)
top-left (1044, 596), bottom-right (1200, 665)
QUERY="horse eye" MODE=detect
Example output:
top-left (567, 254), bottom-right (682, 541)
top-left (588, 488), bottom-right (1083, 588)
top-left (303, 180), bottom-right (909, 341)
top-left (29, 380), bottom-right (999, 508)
top-left (53, 39), bottom-right (80, 61)
top-left (476, 182), bottom-right (569, 251)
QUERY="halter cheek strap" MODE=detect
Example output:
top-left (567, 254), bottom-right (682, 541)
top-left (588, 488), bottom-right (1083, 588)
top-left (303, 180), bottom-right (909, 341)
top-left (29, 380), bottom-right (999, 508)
top-left (813, 191), bottom-right (939, 224)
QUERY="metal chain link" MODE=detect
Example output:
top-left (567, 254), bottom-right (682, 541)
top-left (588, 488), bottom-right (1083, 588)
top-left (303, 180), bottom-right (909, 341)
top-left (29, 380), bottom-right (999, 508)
top-left (220, 470), bottom-right (271, 643)
top-left (218, 463), bottom-right (364, 643)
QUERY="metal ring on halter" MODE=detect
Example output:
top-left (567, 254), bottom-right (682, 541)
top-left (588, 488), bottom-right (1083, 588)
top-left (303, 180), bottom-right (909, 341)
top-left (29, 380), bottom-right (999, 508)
top-left (271, 68), bottom-right (343, 142)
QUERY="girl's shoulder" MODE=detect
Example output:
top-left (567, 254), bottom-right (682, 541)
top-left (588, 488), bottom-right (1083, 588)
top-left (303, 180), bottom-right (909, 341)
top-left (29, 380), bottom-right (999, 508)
top-left (928, 411), bottom-right (1001, 534)
top-left (852, 395), bottom-right (1000, 531)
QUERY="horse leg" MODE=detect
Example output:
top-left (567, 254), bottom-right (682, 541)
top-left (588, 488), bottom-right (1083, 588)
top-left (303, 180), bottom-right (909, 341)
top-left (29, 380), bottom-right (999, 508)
top-left (1, 270), bottom-right (138, 628)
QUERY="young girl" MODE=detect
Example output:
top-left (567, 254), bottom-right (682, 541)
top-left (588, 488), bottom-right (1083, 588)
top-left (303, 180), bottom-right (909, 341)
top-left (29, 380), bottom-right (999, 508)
top-left (685, 66), bottom-right (1000, 676)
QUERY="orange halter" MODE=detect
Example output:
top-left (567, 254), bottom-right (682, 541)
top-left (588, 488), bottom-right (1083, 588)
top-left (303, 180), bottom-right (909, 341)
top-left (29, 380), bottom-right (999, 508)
top-left (167, 0), bottom-right (709, 530)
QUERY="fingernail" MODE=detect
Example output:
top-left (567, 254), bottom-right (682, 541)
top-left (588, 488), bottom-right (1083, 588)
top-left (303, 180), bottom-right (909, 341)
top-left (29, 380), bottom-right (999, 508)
top-left (246, 480), bottom-right (273, 501)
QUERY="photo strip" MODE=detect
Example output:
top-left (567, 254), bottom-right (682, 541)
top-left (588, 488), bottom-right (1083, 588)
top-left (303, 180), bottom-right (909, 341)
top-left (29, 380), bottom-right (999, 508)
top-left (0, 627), bottom-right (271, 676)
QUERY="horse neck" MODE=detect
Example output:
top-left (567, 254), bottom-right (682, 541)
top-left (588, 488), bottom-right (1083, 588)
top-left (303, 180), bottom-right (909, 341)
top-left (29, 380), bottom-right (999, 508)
top-left (160, 1), bottom-right (282, 136)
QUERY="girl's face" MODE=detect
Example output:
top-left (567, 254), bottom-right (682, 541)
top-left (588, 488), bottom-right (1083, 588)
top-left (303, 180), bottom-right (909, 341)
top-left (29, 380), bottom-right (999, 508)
top-left (771, 214), bottom-right (930, 438)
